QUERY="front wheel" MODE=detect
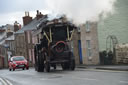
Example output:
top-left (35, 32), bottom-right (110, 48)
top-left (53, 65), bottom-right (56, 70)
top-left (9, 68), bottom-right (11, 71)
top-left (26, 67), bottom-right (29, 70)
top-left (70, 60), bottom-right (75, 70)
top-left (45, 62), bottom-right (50, 72)
top-left (13, 68), bottom-right (15, 71)
top-left (61, 62), bottom-right (70, 70)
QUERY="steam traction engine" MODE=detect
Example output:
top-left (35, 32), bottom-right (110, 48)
top-left (34, 18), bottom-right (76, 72)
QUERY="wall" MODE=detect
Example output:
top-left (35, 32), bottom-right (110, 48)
top-left (115, 44), bottom-right (128, 64)
top-left (15, 33), bottom-right (27, 58)
top-left (0, 45), bottom-right (8, 68)
top-left (80, 22), bottom-right (99, 65)
top-left (25, 30), bottom-right (35, 66)
top-left (72, 29), bottom-right (80, 65)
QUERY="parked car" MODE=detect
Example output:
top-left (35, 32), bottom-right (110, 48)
top-left (8, 56), bottom-right (29, 71)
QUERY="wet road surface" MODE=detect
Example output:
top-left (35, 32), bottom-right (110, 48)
top-left (0, 67), bottom-right (128, 85)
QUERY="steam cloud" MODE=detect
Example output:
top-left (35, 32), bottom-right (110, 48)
top-left (46, 0), bottom-right (117, 25)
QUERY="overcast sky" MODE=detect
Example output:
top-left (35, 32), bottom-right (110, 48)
top-left (0, 0), bottom-right (49, 26)
top-left (0, 0), bottom-right (116, 26)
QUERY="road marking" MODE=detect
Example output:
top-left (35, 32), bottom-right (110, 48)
top-left (120, 81), bottom-right (128, 84)
top-left (5, 79), bottom-right (13, 85)
top-left (0, 78), bottom-right (7, 85)
top-left (40, 78), bottom-right (49, 80)
top-left (0, 78), bottom-right (13, 85)
top-left (71, 76), bottom-right (98, 81)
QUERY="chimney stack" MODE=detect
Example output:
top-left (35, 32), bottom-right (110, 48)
top-left (36, 10), bottom-right (43, 20)
top-left (23, 11), bottom-right (32, 26)
top-left (14, 21), bottom-right (21, 32)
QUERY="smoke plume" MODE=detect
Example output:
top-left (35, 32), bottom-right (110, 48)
top-left (46, 0), bottom-right (117, 25)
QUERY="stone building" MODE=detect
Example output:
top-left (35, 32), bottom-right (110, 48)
top-left (0, 36), bottom-right (15, 68)
top-left (0, 24), bottom-right (16, 68)
top-left (15, 10), bottom-right (47, 66)
top-left (78, 22), bottom-right (99, 65)
top-left (71, 29), bottom-right (80, 64)
top-left (0, 45), bottom-right (5, 68)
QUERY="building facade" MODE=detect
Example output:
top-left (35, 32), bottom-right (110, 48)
top-left (79, 22), bottom-right (99, 65)
top-left (14, 10), bottom-right (45, 66)
top-left (0, 24), bottom-right (16, 68)
top-left (0, 45), bottom-right (5, 68)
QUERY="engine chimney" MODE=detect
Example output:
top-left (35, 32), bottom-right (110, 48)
top-left (22, 11), bottom-right (32, 26)
top-left (36, 10), bottom-right (43, 20)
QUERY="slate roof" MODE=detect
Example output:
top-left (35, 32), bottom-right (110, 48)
top-left (15, 15), bottom-right (47, 34)
top-left (0, 35), bottom-right (14, 45)
top-left (6, 35), bottom-right (14, 40)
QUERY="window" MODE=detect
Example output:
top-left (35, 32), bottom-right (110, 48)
top-left (86, 40), bottom-right (91, 57)
top-left (85, 21), bottom-right (90, 32)
top-left (13, 56), bottom-right (25, 61)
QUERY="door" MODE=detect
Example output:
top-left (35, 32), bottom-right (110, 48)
top-left (78, 40), bottom-right (83, 64)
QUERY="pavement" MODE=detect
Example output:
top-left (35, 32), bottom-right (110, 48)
top-left (76, 65), bottom-right (128, 71)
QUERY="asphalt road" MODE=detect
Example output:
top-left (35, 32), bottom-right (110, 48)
top-left (0, 67), bottom-right (128, 85)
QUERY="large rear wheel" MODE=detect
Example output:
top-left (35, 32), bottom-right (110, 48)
top-left (36, 55), bottom-right (44, 72)
top-left (69, 52), bottom-right (75, 70)
top-left (45, 62), bottom-right (50, 72)
top-left (34, 45), bottom-right (44, 72)
top-left (61, 62), bottom-right (70, 70)
top-left (70, 59), bottom-right (75, 70)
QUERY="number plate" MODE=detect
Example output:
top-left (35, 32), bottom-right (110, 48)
top-left (18, 65), bottom-right (24, 67)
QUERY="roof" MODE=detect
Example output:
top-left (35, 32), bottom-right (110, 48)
top-left (0, 35), bottom-right (14, 45)
top-left (15, 15), bottom-right (47, 34)
top-left (0, 39), bottom-right (5, 45)
top-left (6, 35), bottom-right (14, 41)
top-left (0, 32), bottom-right (6, 40)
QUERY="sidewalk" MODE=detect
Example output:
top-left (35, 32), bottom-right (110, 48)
top-left (76, 65), bottom-right (128, 71)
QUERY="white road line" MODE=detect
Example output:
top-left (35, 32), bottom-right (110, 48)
top-left (72, 76), bottom-right (98, 81)
top-left (5, 79), bottom-right (13, 85)
top-left (40, 78), bottom-right (49, 80)
top-left (0, 78), bottom-right (13, 85)
top-left (0, 78), bottom-right (7, 85)
top-left (120, 81), bottom-right (128, 84)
